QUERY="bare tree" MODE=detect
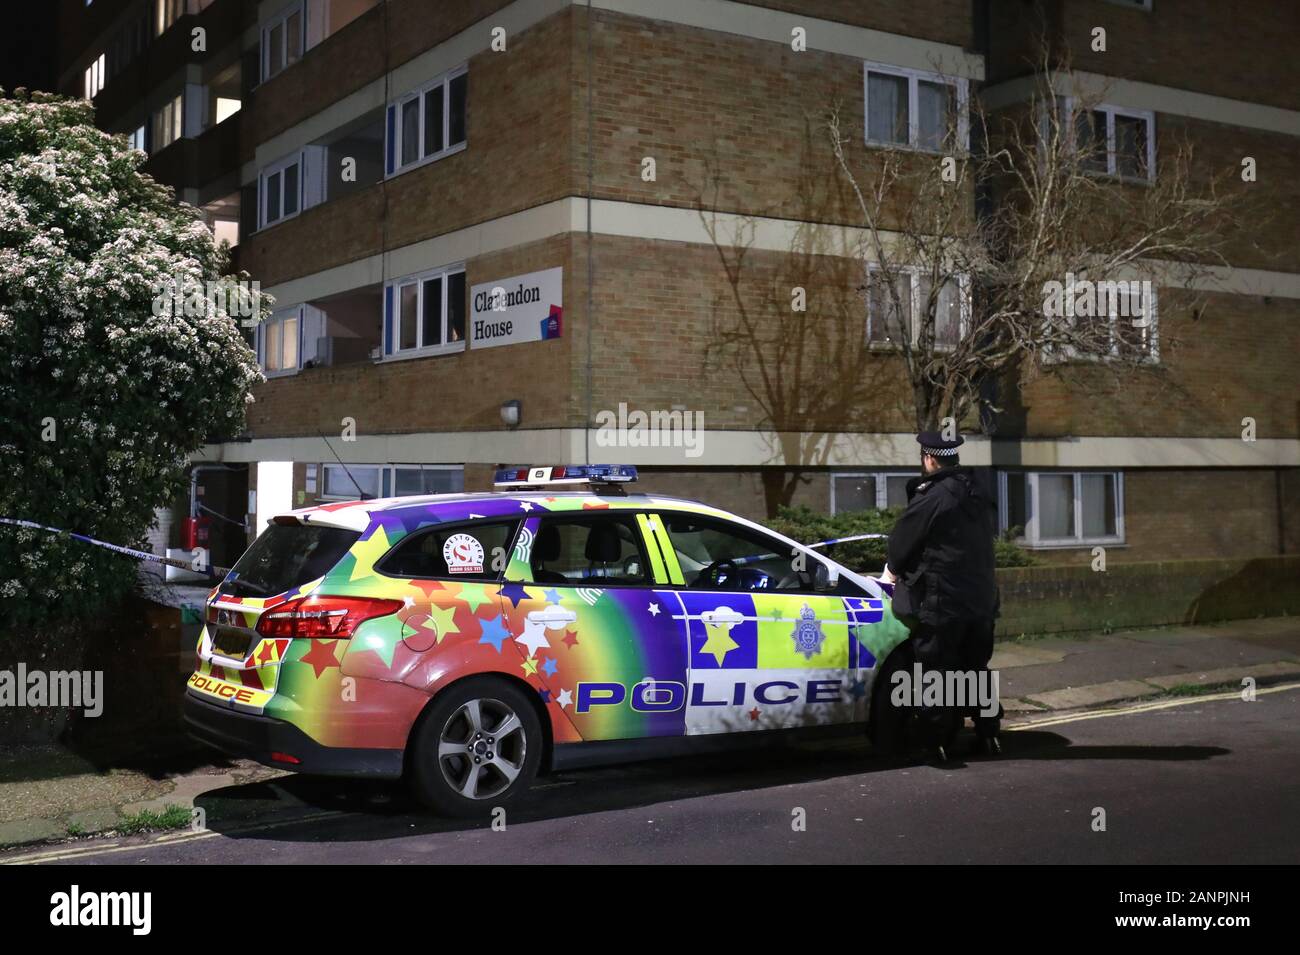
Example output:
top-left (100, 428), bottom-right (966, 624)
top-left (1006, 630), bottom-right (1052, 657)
top-left (827, 52), bottom-right (1250, 431)
top-left (697, 119), bottom-right (897, 515)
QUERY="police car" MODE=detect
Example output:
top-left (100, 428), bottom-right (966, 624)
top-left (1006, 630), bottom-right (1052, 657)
top-left (184, 465), bottom-right (912, 815)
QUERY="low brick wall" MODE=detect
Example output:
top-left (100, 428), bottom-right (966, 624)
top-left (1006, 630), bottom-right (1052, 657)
top-left (995, 555), bottom-right (1300, 638)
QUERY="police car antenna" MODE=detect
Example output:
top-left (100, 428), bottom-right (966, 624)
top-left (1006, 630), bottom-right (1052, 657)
top-left (319, 431), bottom-right (372, 500)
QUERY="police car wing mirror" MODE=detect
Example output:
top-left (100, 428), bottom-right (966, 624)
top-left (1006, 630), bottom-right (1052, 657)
top-left (813, 561), bottom-right (838, 592)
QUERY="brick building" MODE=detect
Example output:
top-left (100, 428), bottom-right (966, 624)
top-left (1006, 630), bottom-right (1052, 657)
top-left (57, 0), bottom-right (1299, 568)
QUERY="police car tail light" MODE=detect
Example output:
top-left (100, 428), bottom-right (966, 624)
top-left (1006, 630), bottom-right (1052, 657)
top-left (256, 595), bottom-right (404, 639)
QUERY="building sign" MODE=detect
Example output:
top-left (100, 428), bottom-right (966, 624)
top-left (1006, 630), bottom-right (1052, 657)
top-left (469, 267), bottom-right (563, 349)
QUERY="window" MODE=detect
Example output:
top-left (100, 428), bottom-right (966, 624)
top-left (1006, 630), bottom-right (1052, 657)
top-left (378, 520), bottom-right (519, 581)
top-left (260, 153), bottom-right (302, 228)
top-left (1057, 97), bottom-right (1155, 181)
top-left (321, 464), bottom-right (465, 501)
top-left (127, 125), bottom-right (147, 152)
top-left (867, 266), bottom-right (968, 349)
top-left (387, 66), bottom-right (468, 175)
top-left (831, 472), bottom-right (912, 513)
top-left (864, 62), bottom-right (967, 151)
top-left (214, 97), bottom-right (241, 124)
top-left (151, 94), bottom-right (183, 151)
top-left (222, 524), bottom-right (360, 598)
top-left (999, 471), bottom-right (1124, 547)
top-left (155, 0), bottom-right (183, 35)
top-left (84, 53), bottom-right (106, 99)
top-left (1051, 281), bottom-right (1159, 363)
top-left (531, 516), bottom-right (650, 586)
top-left (662, 515), bottom-right (806, 592)
top-left (261, 307), bottom-right (300, 374)
top-left (262, 2), bottom-right (304, 81)
top-left (384, 265), bottom-right (467, 356)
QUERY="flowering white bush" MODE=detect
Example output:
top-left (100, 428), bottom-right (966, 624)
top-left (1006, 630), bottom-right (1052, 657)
top-left (0, 91), bottom-right (264, 628)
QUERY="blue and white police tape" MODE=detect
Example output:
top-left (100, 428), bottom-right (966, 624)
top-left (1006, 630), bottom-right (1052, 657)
top-left (0, 517), bottom-right (228, 578)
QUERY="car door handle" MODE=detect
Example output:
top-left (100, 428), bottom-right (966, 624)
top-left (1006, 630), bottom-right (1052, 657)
top-left (527, 607), bottom-right (578, 627)
top-left (700, 607), bottom-right (745, 626)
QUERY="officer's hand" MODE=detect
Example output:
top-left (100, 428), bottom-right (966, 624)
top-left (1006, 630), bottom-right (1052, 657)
top-left (879, 564), bottom-right (897, 585)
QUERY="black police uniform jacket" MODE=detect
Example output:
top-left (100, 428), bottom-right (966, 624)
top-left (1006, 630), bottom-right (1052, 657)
top-left (886, 465), bottom-right (998, 628)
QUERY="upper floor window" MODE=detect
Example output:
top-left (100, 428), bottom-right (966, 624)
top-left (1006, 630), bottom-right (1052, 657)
top-left (151, 94), bottom-right (183, 151)
top-left (866, 266), bottom-right (968, 350)
top-left (84, 53), bottom-right (105, 99)
top-left (864, 62), bottom-right (967, 152)
top-left (262, 1), bottom-right (304, 81)
top-left (260, 306), bottom-right (301, 375)
top-left (386, 66), bottom-right (468, 176)
top-left (127, 125), bottom-right (148, 153)
top-left (1056, 98), bottom-right (1155, 182)
top-left (832, 472), bottom-right (912, 513)
top-left (1045, 279), bottom-right (1160, 364)
top-left (260, 152), bottom-right (302, 228)
top-left (383, 265), bottom-right (467, 357)
top-left (999, 471), bottom-right (1125, 547)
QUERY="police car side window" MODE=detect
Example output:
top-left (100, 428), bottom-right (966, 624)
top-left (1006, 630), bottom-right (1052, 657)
top-left (376, 520), bottom-right (519, 581)
top-left (531, 515), bottom-right (650, 586)
top-left (663, 516), bottom-right (805, 592)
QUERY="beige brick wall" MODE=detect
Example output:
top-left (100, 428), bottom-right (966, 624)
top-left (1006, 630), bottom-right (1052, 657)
top-left (246, 234), bottom-right (576, 437)
top-left (242, 6), bottom-right (576, 287)
top-left (1010, 288), bottom-right (1300, 440)
top-left (1029, 467), bottom-right (1291, 565)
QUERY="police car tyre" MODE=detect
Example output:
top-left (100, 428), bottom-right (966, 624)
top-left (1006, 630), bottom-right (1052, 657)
top-left (868, 646), bottom-right (914, 756)
top-left (409, 677), bottom-right (542, 816)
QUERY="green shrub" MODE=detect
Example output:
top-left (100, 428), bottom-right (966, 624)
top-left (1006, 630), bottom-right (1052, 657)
top-left (0, 91), bottom-right (266, 630)
top-left (771, 505), bottom-right (1035, 574)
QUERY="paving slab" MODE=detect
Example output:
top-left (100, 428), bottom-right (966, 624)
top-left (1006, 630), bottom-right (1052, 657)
top-left (1025, 679), bottom-right (1163, 710)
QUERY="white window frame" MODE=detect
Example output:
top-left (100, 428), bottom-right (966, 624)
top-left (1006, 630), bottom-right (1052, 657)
top-left (384, 264), bottom-right (467, 359)
top-left (260, 306), bottom-right (302, 377)
top-left (863, 61), bottom-right (969, 153)
top-left (830, 471), bottom-right (914, 513)
top-left (1047, 282), bottom-right (1160, 365)
top-left (151, 93), bottom-right (183, 151)
top-left (1056, 97), bottom-right (1156, 183)
top-left (259, 151), bottom-right (303, 229)
top-left (998, 470), bottom-right (1126, 548)
top-left (866, 264), bottom-right (971, 351)
top-left (319, 464), bottom-right (465, 501)
top-left (261, 0), bottom-right (305, 82)
top-left (388, 64), bottom-right (468, 177)
top-left (84, 52), bottom-right (106, 99)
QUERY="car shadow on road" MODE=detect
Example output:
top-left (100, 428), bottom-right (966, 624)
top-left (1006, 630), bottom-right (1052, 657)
top-left (189, 730), bottom-right (1230, 844)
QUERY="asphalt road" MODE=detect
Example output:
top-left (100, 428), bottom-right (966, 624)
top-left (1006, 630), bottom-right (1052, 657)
top-left (12, 686), bottom-right (1300, 864)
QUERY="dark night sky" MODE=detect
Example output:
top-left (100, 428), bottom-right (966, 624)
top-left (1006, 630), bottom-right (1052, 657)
top-left (1, 4), bottom-right (61, 95)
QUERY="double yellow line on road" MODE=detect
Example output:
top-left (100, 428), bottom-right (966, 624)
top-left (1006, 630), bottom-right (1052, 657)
top-left (1007, 680), bottom-right (1300, 730)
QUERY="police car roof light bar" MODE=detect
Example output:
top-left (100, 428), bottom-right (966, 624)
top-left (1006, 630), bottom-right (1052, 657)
top-left (493, 464), bottom-right (638, 491)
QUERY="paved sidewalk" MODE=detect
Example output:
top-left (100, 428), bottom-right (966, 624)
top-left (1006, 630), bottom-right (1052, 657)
top-left (994, 615), bottom-right (1300, 713)
top-left (0, 616), bottom-right (1296, 849)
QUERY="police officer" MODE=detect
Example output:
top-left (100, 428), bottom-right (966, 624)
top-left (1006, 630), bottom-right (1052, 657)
top-left (880, 431), bottom-right (1000, 762)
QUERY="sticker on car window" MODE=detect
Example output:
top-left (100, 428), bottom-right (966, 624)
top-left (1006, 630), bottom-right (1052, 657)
top-left (443, 533), bottom-right (485, 574)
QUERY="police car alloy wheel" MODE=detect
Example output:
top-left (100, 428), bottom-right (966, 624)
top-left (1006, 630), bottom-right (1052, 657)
top-left (410, 677), bottom-right (542, 816)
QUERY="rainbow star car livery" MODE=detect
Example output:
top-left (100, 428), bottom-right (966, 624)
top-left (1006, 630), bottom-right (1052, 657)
top-left (185, 464), bottom-right (912, 815)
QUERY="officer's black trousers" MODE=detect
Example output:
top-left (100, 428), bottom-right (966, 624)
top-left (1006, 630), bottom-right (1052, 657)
top-left (908, 616), bottom-right (1001, 748)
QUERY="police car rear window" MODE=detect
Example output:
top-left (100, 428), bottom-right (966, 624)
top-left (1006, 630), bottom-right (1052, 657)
top-left (222, 524), bottom-right (360, 598)
top-left (376, 520), bottom-right (519, 581)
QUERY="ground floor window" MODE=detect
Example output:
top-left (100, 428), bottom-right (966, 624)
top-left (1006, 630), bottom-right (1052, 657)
top-left (831, 472), bottom-right (912, 512)
top-left (999, 470), bottom-right (1124, 547)
top-left (319, 464), bottom-right (464, 501)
